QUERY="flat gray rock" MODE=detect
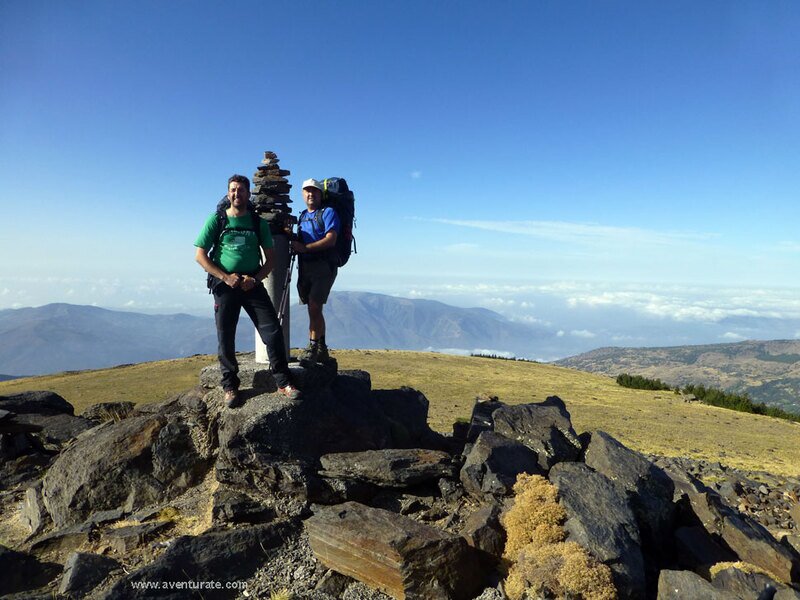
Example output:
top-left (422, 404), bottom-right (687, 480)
top-left (104, 520), bottom-right (299, 599)
top-left (584, 431), bottom-right (675, 557)
top-left (42, 389), bottom-right (211, 528)
top-left (0, 390), bottom-right (74, 415)
top-left (657, 570), bottom-right (736, 599)
top-left (59, 552), bottom-right (120, 598)
top-left (549, 461), bottom-right (646, 599)
top-left (320, 448), bottom-right (455, 487)
top-left (460, 431), bottom-right (542, 497)
top-left (492, 396), bottom-right (581, 471)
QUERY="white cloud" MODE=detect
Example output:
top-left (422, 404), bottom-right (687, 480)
top-left (570, 329), bottom-right (596, 338)
top-left (410, 171), bottom-right (422, 179)
top-left (425, 347), bottom-right (471, 356)
top-left (562, 284), bottom-right (800, 323)
top-left (482, 297), bottom-right (516, 306)
top-left (721, 332), bottom-right (746, 340)
top-left (556, 330), bottom-right (565, 337)
top-left (427, 218), bottom-right (715, 247)
top-left (513, 315), bottom-right (551, 326)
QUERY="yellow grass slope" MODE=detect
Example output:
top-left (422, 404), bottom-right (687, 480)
top-left (1, 349), bottom-right (798, 477)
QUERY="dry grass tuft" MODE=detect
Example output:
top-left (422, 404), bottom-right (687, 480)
top-left (709, 560), bottom-right (780, 582)
top-left (502, 474), bottom-right (566, 558)
top-left (502, 474), bottom-right (617, 600)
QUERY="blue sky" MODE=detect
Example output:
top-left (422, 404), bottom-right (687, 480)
top-left (2, 1), bottom-right (800, 355)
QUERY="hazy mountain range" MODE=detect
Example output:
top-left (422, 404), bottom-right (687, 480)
top-left (6, 297), bottom-right (800, 414)
top-left (555, 340), bottom-right (800, 415)
top-left (0, 292), bottom-right (551, 376)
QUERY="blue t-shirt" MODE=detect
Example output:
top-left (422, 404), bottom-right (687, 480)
top-left (298, 207), bottom-right (340, 244)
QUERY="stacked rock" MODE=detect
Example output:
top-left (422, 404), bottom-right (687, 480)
top-left (251, 150), bottom-right (295, 233)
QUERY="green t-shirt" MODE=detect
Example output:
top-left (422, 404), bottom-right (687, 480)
top-left (194, 212), bottom-right (273, 275)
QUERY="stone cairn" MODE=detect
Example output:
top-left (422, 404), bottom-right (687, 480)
top-left (251, 150), bottom-right (295, 232)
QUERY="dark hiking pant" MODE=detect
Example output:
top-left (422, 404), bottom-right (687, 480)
top-left (213, 281), bottom-right (290, 391)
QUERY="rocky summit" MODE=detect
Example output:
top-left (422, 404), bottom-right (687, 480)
top-left (1, 358), bottom-right (799, 599)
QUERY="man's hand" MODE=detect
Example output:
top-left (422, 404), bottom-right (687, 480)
top-left (291, 240), bottom-right (307, 253)
top-left (241, 275), bottom-right (257, 292)
top-left (224, 273), bottom-right (242, 288)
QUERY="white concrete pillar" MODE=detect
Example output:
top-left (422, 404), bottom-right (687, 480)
top-left (256, 231), bottom-right (291, 363)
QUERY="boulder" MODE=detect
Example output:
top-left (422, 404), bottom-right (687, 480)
top-left (720, 513), bottom-right (800, 583)
top-left (12, 412), bottom-right (95, 449)
top-left (104, 520), bottom-right (299, 599)
top-left (22, 482), bottom-right (51, 536)
top-left (549, 461), bottom-right (646, 599)
top-left (211, 486), bottom-right (276, 525)
top-left (200, 355), bottom-right (337, 391)
top-left (464, 395), bottom-right (506, 443)
top-left (42, 391), bottom-right (211, 528)
top-left (333, 369), bottom-right (373, 398)
top-left (306, 502), bottom-right (486, 600)
top-left (370, 387), bottom-right (443, 449)
top-left (657, 569), bottom-right (735, 599)
top-left (1, 392), bottom-right (91, 490)
top-left (29, 521), bottom-right (95, 557)
top-left (0, 390), bottom-right (75, 416)
top-left (677, 475), bottom-right (800, 583)
top-left (711, 565), bottom-right (800, 599)
top-left (0, 544), bottom-right (61, 596)
top-left (492, 396), bottom-right (582, 471)
top-left (460, 503), bottom-right (505, 560)
top-left (584, 431), bottom-right (675, 541)
top-left (320, 449), bottom-right (455, 487)
top-left (104, 521), bottom-right (172, 553)
top-left (59, 552), bottom-right (121, 598)
top-left (216, 374), bottom-right (441, 504)
top-left (460, 431), bottom-right (542, 498)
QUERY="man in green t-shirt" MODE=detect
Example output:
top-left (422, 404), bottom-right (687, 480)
top-left (194, 174), bottom-right (299, 407)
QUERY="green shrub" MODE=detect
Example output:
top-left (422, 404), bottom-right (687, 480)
top-left (683, 384), bottom-right (800, 423)
top-left (616, 373), bottom-right (671, 391)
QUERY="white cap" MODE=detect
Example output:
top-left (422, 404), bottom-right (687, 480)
top-left (302, 178), bottom-right (324, 191)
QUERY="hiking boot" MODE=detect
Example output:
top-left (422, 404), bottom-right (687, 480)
top-left (277, 384), bottom-right (302, 400)
top-left (297, 342), bottom-right (318, 364)
top-left (316, 342), bottom-right (331, 362)
top-left (224, 389), bottom-right (243, 409)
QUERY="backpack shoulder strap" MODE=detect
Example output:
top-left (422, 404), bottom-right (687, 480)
top-left (210, 208), bottom-right (228, 260)
top-left (251, 212), bottom-right (262, 247)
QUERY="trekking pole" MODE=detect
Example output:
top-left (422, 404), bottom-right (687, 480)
top-left (277, 251), bottom-right (295, 328)
top-left (277, 220), bottom-right (297, 328)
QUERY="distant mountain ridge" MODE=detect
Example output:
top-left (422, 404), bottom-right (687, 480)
top-left (0, 293), bottom-right (551, 376)
top-left (555, 339), bottom-right (800, 414)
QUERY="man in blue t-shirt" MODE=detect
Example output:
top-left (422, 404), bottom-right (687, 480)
top-left (291, 178), bottom-right (340, 364)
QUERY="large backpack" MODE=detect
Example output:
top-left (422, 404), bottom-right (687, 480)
top-left (312, 177), bottom-right (356, 267)
top-left (205, 197), bottom-right (263, 291)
